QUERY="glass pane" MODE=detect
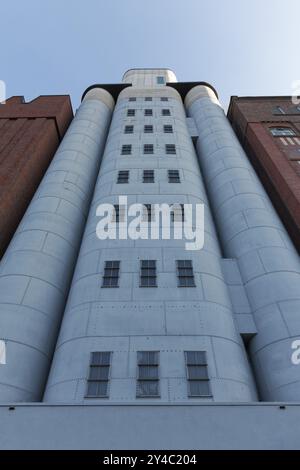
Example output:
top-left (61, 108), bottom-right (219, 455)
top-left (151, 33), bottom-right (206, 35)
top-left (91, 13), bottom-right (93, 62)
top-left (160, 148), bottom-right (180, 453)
top-left (87, 381), bottom-right (108, 397)
top-left (185, 351), bottom-right (206, 365)
top-left (188, 381), bottom-right (210, 397)
top-left (137, 381), bottom-right (159, 397)
top-left (138, 351), bottom-right (159, 365)
top-left (89, 366), bottom-right (109, 380)
top-left (187, 365), bottom-right (208, 380)
top-left (91, 351), bottom-right (111, 366)
top-left (138, 366), bottom-right (158, 380)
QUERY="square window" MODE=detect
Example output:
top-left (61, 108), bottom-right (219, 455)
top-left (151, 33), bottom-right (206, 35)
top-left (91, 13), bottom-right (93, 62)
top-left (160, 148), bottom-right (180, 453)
top-left (124, 125), bottom-right (134, 134)
top-left (144, 125), bottom-right (153, 134)
top-left (144, 144), bottom-right (154, 155)
top-left (127, 109), bottom-right (135, 117)
top-left (162, 109), bottom-right (171, 116)
top-left (128, 97), bottom-right (136, 102)
top-left (143, 170), bottom-right (154, 183)
top-left (144, 109), bottom-right (153, 116)
top-left (117, 170), bottom-right (129, 184)
top-left (168, 170), bottom-right (180, 183)
top-left (166, 144), bottom-right (176, 154)
top-left (161, 97), bottom-right (168, 102)
top-left (164, 125), bottom-right (173, 134)
top-left (157, 76), bottom-right (165, 85)
top-left (121, 144), bottom-right (132, 155)
top-left (177, 260), bottom-right (195, 287)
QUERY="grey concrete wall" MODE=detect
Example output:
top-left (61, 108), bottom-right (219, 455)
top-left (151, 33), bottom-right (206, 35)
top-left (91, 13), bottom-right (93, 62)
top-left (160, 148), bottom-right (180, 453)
top-left (44, 70), bottom-right (257, 403)
top-left (0, 403), bottom-right (299, 449)
top-left (0, 89), bottom-right (114, 402)
top-left (185, 86), bottom-right (300, 401)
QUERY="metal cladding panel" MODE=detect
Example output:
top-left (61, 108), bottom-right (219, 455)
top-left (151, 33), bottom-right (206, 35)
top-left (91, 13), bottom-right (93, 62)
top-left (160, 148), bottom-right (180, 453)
top-left (186, 86), bottom-right (300, 401)
top-left (0, 93), bottom-right (113, 401)
top-left (44, 71), bottom-right (257, 404)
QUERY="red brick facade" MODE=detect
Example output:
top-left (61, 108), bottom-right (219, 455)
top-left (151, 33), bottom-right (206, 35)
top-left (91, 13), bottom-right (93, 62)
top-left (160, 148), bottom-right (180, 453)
top-left (0, 96), bottom-right (73, 257)
top-left (228, 96), bottom-right (300, 252)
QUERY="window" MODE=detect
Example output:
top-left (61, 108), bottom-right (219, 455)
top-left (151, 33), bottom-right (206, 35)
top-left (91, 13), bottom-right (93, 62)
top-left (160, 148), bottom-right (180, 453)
top-left (128, 97), bottom-right (136, 102)
top-left (144, 109), bottom-right (153, 116)
top-left (164, 125), bottom-right (173, 134)
top-left (157, 76), bottom-right (165, 85)
top-left (185, 351), bottom-right (211, 397)
top-left (112, 205), bottom-right (126, 223)
top-left (177, 260), bottom-right (196, 287)
top-left (270, 127), bottom-right (296, 137)
top-left (143, 169), bottom-right (154, 183)
top-left (171, 204), bottom-right (184, 222)
top-left (102, 261), bottom-right (120, 288)
top-left (140, 260), bottom-right (157, 287)
top-left (166, 144), bottom-right (176, 155)
top-left (160, 97), bottom-right (168, 102)
top-left (117, 170), bottom-right (129, 184)
top-left (168, 170), bottom-right (180, 183)
top-left (144, 125), bottom-right (153, 134)
top-left (121, 144), bottom-right (132, 155)
top-left (273, 106), bottom-right (285, 115)
top-left (136, 351), bottom-right (160, 397)
top-left (143, 204), bottom-right (153, 222)
top-left (86, 352), bottom-right (112, 398)
top-left (144, 144), bottom-right (154, 155)
top-left (127, 109), bottom-right (135, 117)
top-left (145, 97), bottom-right (152, 101)
top-left (162, 109), bottom-right (171, 116)
top-left (124, 125), bottom-right (134, 134)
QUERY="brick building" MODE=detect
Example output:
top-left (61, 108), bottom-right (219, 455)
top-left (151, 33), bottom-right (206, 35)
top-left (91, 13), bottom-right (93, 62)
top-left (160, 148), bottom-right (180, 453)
top-left (228, 96), bottom-right (300, 251)
top-left (0, 96), bottom-right (73, 257)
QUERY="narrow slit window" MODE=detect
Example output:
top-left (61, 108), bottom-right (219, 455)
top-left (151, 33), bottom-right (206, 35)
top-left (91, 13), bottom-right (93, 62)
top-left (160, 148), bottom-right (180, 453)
top-left (145, 97), bottom-right (152, 102)
top-left (136, 351), bottom-right (160, 397)
top-left (160, 97), bottom-right (168, 102)
top-left (171, 204), bottom-right (184, 222)
top-left (142, 203), bottom-right (153, 222)
top-left (86, 352), bottom-right (112, 398)
top-left (140, 260), bottom-right (157, 287)
top-left (102, 261), bottom-right (120, 288)
top-left (128, 97), bottom-right (136, 102)
top-left (185, 351), bottom-right (211, 397)
top-left (176, 260), bottom-right (196, 287)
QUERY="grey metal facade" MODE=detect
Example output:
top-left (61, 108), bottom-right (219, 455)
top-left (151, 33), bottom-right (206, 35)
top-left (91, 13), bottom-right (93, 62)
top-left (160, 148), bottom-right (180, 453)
top-left (0, 69), bottom-right (300, 449)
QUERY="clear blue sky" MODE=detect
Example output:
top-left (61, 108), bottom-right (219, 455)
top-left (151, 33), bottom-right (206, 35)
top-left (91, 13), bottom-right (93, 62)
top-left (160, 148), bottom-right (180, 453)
top-left (1, 0), bottom-right (299, 110)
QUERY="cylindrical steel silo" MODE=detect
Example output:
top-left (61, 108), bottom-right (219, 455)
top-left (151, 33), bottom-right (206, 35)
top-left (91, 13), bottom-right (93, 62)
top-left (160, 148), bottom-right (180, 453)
top-left (0, 89), bottom-right (114, 401)
top-left (185, 85), bottom-right (300, 401)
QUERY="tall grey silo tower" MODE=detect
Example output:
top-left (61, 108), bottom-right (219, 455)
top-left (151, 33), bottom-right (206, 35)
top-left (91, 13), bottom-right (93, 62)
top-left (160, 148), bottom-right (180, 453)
top-left (1, 69), bottom-right (300, 408)
top-left (44, 69), bottom-right (258, 403)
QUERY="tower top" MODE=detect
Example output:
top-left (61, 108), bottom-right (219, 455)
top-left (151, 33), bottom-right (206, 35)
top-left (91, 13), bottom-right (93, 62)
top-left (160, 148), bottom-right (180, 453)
top-left (122, 68), bottom-right (177, 87)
